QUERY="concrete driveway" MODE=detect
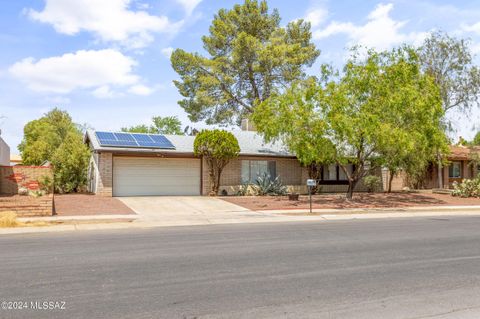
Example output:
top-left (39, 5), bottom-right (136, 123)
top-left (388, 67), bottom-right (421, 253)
top-left (118, 196), bottom-right (274, 226)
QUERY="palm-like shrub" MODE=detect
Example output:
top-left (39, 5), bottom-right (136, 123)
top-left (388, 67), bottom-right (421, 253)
top-left (253, 173), bottom-right (287, 196)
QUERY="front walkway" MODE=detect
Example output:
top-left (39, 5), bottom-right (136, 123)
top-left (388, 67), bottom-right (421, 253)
top-left (118, 196), bottom-right (272, 226)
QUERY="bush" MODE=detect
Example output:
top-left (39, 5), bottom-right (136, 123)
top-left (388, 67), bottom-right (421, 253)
top-left (0, 212), bottom-right (20, 228)
top-left (363, 175), bottom-right (382, 193)
top-left (38, 175), bottom-right (53, 194)
top-left (452, 178), bottom-right (480, 198)
top-left (252, 173), bottom-right (287, 196)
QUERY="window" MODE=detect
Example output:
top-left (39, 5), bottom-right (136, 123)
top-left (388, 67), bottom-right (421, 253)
top-left (320, 164), bottom-right (353, 183)
top-left (449, 161), bottom-right (462, 178)
top-left (324, 164), bottom-right (337, 180)
top-left (338, 165), bottom-right (353, 181)
top-left (241, 160), bottom-right (276, 183)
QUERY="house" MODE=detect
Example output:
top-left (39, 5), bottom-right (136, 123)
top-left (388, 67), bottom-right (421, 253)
top-left (0, 136), bottom-right (10, 166)
top-left (84, 127), bottom-right (373, 197)
top-left (426, 145), bottom-right (478, 189)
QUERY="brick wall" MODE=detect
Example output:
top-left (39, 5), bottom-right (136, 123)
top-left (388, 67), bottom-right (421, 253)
top-left (0, 195), bottom-right (53, 217)
top-left (96, 152), bottom-right (113, 196)
top-left (0, 166), bottom-right (53, 195)
top-left (381, 169), bottom-right (407, 191)
top-left (203, 156), bottom-right (304, 195)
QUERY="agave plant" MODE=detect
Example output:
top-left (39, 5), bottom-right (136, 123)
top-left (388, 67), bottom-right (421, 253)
top-left (253, 172), bottom-right (287, 196)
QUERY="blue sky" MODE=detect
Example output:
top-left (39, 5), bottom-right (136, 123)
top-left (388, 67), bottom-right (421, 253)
top-left (1, 0), bottom-right (480, 153)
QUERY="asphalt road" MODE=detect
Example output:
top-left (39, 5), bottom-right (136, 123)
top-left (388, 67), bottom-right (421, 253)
top-left (2, 217), bottom-right (480, 319)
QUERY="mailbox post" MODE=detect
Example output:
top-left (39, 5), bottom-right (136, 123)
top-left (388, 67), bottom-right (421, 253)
top-left (306, 179), bottom-right (316, 214)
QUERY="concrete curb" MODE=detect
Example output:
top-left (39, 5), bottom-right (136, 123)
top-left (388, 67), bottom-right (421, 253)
top-left (18, 214), bottom-right (139, 222)
top-left (2, 207), bottom-right (480, 235)
top-left (257, 205), bottom-right (480, 215)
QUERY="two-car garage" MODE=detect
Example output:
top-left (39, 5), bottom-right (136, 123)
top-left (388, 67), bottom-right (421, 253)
top-left (112, 157), bottom-right (201, 196)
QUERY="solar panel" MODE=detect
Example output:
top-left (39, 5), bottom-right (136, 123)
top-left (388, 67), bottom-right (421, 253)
top-left (131, 133), bottom-right (154, 143)
top-left (114, 132), bottom-right (136, 142)
top-left (95, 131), bottom-right (176, 150)
top-left (149, 135), bottom-right (175, 149)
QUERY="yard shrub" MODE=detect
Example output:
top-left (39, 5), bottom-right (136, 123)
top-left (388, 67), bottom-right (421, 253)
top-left (0, 212), bottom-right (20, 228)
top-left (363, 175), bottom-right (382, 193)
top-left (452, 177), bottom-right (480, 198)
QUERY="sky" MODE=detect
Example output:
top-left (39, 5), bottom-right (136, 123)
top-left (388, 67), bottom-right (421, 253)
top-left (1, 0), bottom-right (480, 154)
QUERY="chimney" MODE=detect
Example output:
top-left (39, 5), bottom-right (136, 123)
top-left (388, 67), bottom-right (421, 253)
top-left (241, 118), bottom-right (256, 131)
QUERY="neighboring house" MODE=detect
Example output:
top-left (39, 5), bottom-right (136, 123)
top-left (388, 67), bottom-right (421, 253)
top-left (386, 145), bottom-right (479, 190)
top-left (84, 127), bottom-right (373, 197)
top-left (425, 145), bottom-right (477, 189)
top-left (10, 154), bottom-right (21, 166)
top-left (0, 136), bottom-right (10, 166)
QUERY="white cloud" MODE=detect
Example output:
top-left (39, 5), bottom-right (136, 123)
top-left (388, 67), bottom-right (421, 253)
top-left (28, 0), bottom-right (176, 48)
top-left (9, 49), bottom-right (140, 95)
top-left (176, 0), bottom-right (202, 16)
top-left (304, 8), bottom-right (328, 28)
top-left (313, 3), bottom-right (427, 50)
top-left (161, 47), bottom-right (174, 58)
top-left (463, 22), bottom-right (480, 35)
top-left (92, 85), bottom-right (116, 98)
top-left (128, 84), bottom-right (154, 96)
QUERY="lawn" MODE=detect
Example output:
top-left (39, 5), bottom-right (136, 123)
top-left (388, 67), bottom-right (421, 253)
top-left (222, 192), bottom-right (476, 211)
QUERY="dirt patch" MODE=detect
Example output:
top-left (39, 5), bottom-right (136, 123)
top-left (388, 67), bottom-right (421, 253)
top-left (222, 192), bottom-right (478, 211)
top-left (54, 194), bottom-right (135, 216)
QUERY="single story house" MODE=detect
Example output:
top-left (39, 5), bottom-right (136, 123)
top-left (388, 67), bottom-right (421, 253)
top-left (84, 127), bottom-right (372, 197)
top-left (425, 145), bottom-right (478, 189)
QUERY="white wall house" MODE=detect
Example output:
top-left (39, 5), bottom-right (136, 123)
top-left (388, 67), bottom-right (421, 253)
top-left (0, 137), bottom-right (10, 166)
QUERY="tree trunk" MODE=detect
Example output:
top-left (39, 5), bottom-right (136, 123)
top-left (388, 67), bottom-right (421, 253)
top-left (388, 169), bottom-right (394, 193)
top-left (307, 163), bottom-right (321, 194)
top-left (346, 179), bottom-right (358, 200)
top-left (437, 152), bottom-right (443, 189)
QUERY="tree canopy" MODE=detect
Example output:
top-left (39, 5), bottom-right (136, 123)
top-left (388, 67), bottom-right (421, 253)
top-left (194, 129), bottom-right (240, 195)
top-left (121, 116), bottom-right (183, 135)
top-left (253, 47), bottom-right (447, 199)
top-left (19, 108), bottom-right (90, 193)
top-left (171, 0), bottom-right (319, 126)
top-left (418, 31), bottom-right (480, 188)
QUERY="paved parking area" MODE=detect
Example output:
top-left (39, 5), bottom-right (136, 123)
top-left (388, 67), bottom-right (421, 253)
top-left (118, 196), bottom-right (270, 225)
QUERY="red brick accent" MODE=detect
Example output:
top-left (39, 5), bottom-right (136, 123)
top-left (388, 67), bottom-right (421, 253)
top-left (0, 166), bottom-right (53, 195)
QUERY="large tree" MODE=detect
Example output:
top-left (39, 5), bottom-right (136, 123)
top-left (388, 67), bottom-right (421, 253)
top-left (253, 47), bottom-right (446, 199)
top-left (418, 31), bottom-right (480, 188)
top-left (171, 0), bottom-right (319, 126)
top-left (121, 116), bottom-right (183, 135)
top-left (19, 108), bottom-right (90, 193)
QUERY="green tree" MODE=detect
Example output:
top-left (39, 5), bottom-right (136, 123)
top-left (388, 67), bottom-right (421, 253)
top-left (121, 116), bottom-right (183, 135)
top-left (251, 80), bottom-right (336, 193)
top-left (19, 108), bottom-right (91, 193)
top-left (51, 131), bottom-right (90, 193)
top-left (471, 132), bottom-right (480, 146)
top-left (253, 47), bottom-right (446, 199)
top-left (194, 130), bottom-right (240, 195)
top-left (418, 31), bottom-right (480, 188)
top-left (171, 0), bottom-right (319, 126)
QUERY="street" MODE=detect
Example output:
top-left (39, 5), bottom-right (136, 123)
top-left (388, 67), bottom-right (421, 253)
top-left (2, 217), bottom-right (480, 318)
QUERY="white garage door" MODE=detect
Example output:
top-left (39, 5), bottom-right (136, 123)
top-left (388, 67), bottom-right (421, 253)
top-left (113, 157), bottom-right (201, 196)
